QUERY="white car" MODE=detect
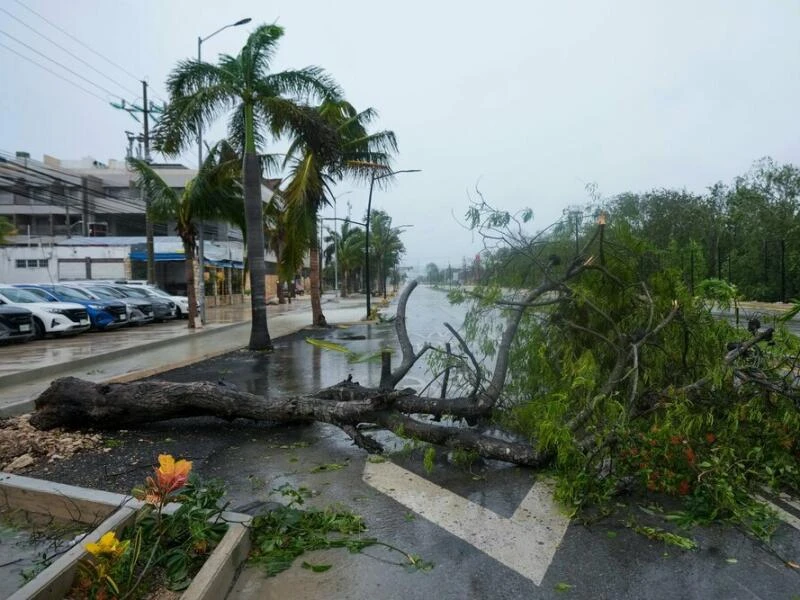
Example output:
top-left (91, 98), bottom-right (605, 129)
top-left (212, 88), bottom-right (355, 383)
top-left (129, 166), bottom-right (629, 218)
top-left (0, 284), bottom-right (90, 338)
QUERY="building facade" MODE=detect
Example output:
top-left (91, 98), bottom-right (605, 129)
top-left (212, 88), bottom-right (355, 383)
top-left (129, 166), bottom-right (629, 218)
top-left (0, 151), bottom-right (284, 297)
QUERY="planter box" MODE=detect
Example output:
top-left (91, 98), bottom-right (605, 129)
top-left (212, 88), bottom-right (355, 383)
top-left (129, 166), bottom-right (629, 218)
top-left (0, 474), bottom-right (251, 600)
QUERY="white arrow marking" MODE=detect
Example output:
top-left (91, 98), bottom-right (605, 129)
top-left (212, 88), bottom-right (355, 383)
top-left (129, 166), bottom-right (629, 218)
top-left (363, 461), bottom-right (569, 586)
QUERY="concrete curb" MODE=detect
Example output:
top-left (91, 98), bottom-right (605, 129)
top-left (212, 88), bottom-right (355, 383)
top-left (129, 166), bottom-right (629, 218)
top-left (0, 320), bottom-right (246, 389)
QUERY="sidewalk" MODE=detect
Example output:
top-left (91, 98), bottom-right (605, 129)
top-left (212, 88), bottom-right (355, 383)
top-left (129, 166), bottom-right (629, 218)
top-left (0, 294), bottom-right (366, 416)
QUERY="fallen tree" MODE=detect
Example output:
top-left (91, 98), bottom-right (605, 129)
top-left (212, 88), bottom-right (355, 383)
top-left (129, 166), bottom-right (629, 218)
top-left (30, 199), bottom-right (800, 531)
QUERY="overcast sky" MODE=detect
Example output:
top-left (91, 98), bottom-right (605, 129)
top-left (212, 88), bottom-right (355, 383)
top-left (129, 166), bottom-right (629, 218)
top-left (2, 1), bottom-right (799, 269)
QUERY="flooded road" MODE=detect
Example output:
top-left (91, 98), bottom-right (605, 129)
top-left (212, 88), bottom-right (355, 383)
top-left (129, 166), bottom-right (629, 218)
top-left (159, 285), bottom-right (469, 399)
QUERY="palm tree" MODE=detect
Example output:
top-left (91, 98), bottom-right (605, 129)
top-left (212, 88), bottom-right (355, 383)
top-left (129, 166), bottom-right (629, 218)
top-left (282, 100), bottom-right (397, 326)
top-left (325, 220), bottom-right (365, 297)
top-left (0, 217), bottom-right (15, 244)
top-left (128, 141), bottom-right (243, 328)
top-left (369, 209), bottom-right (406, 297)
top-left (262, 191), bottom-right (305, 304)
top-left (154, 23), bottom-right (341, 350)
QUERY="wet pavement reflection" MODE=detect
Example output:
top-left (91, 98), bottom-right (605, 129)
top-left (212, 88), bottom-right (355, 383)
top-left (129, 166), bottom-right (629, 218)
top-left (154, 287), bottom-right (468, 400)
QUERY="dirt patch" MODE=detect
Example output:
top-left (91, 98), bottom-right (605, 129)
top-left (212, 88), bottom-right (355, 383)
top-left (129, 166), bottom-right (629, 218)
top-left (0, 415), bottom-right (103, 472)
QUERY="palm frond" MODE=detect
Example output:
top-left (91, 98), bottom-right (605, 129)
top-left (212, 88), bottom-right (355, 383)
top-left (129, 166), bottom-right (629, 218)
top-left (127, 158), bottom-right (181, 222)
top-left (154, 60), bottom-right (237, 155)
top-left (241, 24), bottom-right (284, 81)
top-left (188, 141), bottom-right (244, 225)
top-left (261, 96), bottom-right (340, 162)
top-left (262, 67), bottom-right (342, 103)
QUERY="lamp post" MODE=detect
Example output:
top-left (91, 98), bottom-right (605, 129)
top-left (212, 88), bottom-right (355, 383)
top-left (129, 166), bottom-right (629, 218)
top-left (365, 169), bottom-right (420, 319)
top-left (196, 17), bottom-right (251, 324)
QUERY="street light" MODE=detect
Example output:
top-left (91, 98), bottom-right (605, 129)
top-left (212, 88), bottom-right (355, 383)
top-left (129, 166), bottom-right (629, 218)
top-left (196, 17), bottom-right (251, 325)
top-left (365, 168), bottom-right (421, 319)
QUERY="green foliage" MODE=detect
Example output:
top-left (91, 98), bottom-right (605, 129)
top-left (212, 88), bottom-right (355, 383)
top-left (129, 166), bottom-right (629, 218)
top-left (0, 216), bottom-right (15, 244)
top-left (462, 197), bottom-right (800, 538)
top-left (423, 447), bottom-right (436, 474)
top-left (601, 158), bottom-right (800, 303)
top-left (630, 524), bottom-right (697, 550)
top-left (249, 486), bottom-right (431, 577)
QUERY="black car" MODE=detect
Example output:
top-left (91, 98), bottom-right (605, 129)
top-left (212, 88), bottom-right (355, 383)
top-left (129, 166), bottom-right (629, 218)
top-left (0, 305), bottom-right (34, 343)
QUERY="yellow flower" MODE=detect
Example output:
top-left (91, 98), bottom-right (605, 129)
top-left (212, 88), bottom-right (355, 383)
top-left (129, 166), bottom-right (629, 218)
top-left (85, 531), bottom-right (129, 559)
top-left (155, 454), bottom-right (192, 493)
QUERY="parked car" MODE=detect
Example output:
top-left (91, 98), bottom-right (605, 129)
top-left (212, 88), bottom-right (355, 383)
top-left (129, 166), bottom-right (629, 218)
top-left (0, 284), bottom-right (90, 338)
top-left (122, 282), bottom-right (192, 319)
top-left (0, 305), bottom-right (34, 343)
top-left (62, 283), bottom-right (154, 326)
top-left (108, 285), bottom-right (177, 322)
top-left (15, 284), bottom-right (129, 330)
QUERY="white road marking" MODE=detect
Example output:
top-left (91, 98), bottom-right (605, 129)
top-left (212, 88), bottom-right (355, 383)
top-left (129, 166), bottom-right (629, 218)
top-left (362, 460), bottom-right (569, 586)
top-left (754, 494), bottom-right (800, 532)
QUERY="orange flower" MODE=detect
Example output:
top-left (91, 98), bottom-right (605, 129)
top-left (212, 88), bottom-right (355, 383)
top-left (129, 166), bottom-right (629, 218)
top-left (678, 480), bottom-right (691, 495)
top-left (155, 454), bottom-right (192, 494)
top-left (705, 432), bottom-right (716, 444)
top-left (684, 447), bottom-right (696, 465)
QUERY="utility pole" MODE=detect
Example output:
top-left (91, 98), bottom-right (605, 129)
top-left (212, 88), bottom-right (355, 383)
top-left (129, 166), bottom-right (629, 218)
top-left (142, 80), bottom-right (155, 285)
top-left (112, 89), bottom-right (164, 285)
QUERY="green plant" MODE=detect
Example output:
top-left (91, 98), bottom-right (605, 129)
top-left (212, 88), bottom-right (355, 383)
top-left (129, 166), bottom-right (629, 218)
top-left (71, 455), bottom-right (228, 599)
top-left (423, 447), bottom-right (436, 474)
top-left (249, 485), bottom-right (431, 577)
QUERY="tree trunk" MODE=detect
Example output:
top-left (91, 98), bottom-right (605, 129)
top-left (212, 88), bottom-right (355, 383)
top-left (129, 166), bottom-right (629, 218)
top-left (277, 281), bottom-right (286, 304)
top-left (243, 151), bottom-right (272, 350)
top-left (310, 228), bottom-right (326, 327)
top-left (29, 377), bottom-right (547, 467)
top-left (183, 236), bottom-right (198, 328)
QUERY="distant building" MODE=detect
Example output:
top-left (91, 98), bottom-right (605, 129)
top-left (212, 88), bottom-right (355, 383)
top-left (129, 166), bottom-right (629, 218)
top-left (0, 151), bottom-right (284, 297)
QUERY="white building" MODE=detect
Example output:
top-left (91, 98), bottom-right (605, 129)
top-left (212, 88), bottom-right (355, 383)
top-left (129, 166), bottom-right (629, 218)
top-left (0, 151), bottom-right (281, 296)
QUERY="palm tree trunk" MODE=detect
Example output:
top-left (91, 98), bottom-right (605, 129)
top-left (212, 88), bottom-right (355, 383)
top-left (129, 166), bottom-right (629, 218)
top-left (182, 237), bottom-right (198, 329)
top-left (310, 239), bottom-right (326, 326)
top-left (244, 151), bottom-right (272, 350)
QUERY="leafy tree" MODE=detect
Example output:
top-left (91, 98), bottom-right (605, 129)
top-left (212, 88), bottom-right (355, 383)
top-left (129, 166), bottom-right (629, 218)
top-left (454, 198), bottom-right (800, 534)
top-left (155, 23), bottom-right (341, 349)
top-left (425, 263), bottom-right (440, 284)
top-left (282, 100), bottom-right (396, 326)
top-left (129, 142), bottom-right (243, 327)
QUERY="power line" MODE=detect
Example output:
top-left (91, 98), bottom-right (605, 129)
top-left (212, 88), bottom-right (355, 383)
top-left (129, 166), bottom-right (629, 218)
top-left (0, 30), bottom-right (124, 100)
top-left (0, 42), bottom-right (109, 104)
top-left (0, 7), bottom-right (139, 98)
top-left (10, 0), bottom-right (167, 104)
top-left (11, 0), bottom-right (141, 82)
